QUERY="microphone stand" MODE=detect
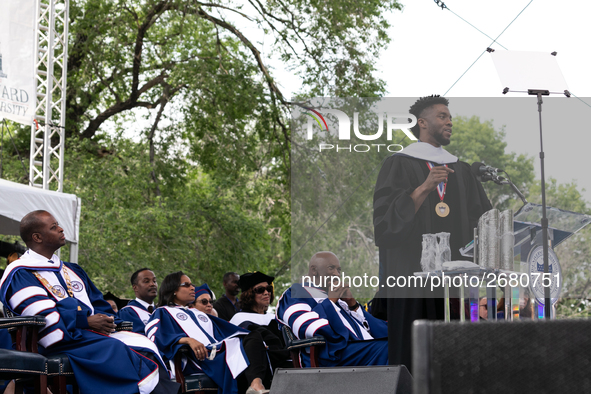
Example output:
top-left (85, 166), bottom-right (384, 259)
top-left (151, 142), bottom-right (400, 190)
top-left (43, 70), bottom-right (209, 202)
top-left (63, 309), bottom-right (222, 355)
top-left (529, 90), bottom-right (552, 320)
top-left (488, 173), bottom-right (528, 205)
top-left (490, 49), bottom-right (568, 320)
top-left (483, 91), bottom-right (551, 319)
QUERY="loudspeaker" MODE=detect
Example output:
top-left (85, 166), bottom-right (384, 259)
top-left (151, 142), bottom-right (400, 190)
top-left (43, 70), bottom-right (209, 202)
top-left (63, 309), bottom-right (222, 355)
top-left (270, 365), bottom-right (412, 394)
top-left (413, 319), bottom-right (591, 394)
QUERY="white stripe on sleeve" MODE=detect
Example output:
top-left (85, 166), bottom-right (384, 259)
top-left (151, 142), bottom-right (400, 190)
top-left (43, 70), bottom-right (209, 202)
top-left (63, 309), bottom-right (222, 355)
top-left (22, 299), bottom-right (56, 316)
top-left (9, 286), bottom-right (47, 310)
top-left (305, 319), bottom-right (329, 338)
top-left (282, 304), bottom-right (311, 325)
top-left (39, 311), bottom-right (60, 332)
top-left (147, 326), bottom-right (158, 340)
top-left (144, 318), bottom-right (159, 333)
top-left (292, 312), bottom-right (319, 339)
top-left (38, 329), bottom-right (64, 348)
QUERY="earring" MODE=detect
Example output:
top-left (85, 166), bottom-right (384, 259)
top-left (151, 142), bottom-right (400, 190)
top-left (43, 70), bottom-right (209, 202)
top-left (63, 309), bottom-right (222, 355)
top-left (174, 293), bottom-right (176, 296)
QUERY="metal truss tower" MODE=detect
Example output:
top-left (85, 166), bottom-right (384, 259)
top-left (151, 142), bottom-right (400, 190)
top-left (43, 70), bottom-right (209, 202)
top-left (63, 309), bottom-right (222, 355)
top-left (29, 0), bottom-right (69, 191)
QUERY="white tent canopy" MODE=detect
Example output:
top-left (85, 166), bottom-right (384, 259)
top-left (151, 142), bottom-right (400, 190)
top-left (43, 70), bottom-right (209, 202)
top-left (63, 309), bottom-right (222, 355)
top-left (0, 179), bottom-right (81, 263)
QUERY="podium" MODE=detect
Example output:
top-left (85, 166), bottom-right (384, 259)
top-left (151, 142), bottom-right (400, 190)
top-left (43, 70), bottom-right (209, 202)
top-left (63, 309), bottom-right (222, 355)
top-left (414, 203), bottom-right (591, 322)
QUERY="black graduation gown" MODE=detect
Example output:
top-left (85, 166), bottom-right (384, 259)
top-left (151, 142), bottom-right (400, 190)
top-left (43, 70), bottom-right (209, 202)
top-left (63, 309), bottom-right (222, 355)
top-left (373, 153), bottom-right (492, 370)
top-left (234, 308), bottom-right (291, 391)
top-left (212, 295), bottom-right (240, 321)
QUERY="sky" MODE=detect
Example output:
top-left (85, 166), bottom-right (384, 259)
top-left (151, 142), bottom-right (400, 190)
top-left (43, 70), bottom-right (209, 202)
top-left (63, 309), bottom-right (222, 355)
top-left (268, 0), bottom-right (591, 205)
top-left (379, 0), bottom-right (591, 204)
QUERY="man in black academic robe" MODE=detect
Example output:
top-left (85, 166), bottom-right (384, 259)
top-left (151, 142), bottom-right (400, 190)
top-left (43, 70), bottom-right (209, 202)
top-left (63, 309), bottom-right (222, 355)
top-left (373, 96), bottom-right (492, 370)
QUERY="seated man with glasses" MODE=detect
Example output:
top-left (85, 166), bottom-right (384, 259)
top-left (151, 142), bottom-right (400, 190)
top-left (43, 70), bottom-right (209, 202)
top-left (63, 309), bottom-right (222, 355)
top-left (276, 252), bottom-right (389, 368)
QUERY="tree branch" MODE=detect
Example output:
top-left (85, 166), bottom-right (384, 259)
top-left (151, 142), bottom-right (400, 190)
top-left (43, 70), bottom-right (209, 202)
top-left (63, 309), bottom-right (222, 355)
top-left (194, 6), bottom-right (290, 106)
top-left (147, 83), bottom-right (170, 199)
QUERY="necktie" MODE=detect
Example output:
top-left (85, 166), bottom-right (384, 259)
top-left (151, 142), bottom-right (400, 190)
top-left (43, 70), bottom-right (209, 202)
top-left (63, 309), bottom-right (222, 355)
top-left (147, 305), bottom-right (154, 314)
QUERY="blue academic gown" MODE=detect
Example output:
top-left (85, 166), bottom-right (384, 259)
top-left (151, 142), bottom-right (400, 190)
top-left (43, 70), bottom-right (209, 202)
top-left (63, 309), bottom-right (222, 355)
top-left (0, 251), bottom-right (163, 394)
top-left (119, 299), bottom-right (153, 334)
top-left (0, 330), bottom-right (12, 350)
top-left (146, 306), bottom-right (249, 394)
top-left (276, 283), bottom-right (389, 367)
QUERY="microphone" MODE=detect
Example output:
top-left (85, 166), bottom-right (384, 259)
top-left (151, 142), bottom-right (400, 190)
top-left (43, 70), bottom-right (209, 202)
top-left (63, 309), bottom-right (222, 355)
top-left (471, 162), bottom-right (504, 183)
top-left (471, 162), bottom-right (503, 175)
top-left (471, 163), bottom-right (528, 204)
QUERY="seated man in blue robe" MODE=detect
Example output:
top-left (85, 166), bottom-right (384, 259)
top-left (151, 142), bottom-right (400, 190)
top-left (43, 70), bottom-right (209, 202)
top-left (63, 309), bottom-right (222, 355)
top-left (0, 210), bottom-right (178, 394)
top-left (276, 251), bottom-right (389, 367)
top-left (119, 268), bottom-right (158, 334)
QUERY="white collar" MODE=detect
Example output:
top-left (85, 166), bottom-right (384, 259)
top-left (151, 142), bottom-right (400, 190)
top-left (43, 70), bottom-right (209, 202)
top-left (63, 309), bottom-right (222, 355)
top-left (0, 249), bottom-right (62, 299)
top-left (134, 297), bottom-right (154, 310)
top-left (399, 141), bottom-right (458, 164)
top-left (23, 249), bottom-right (61, 266)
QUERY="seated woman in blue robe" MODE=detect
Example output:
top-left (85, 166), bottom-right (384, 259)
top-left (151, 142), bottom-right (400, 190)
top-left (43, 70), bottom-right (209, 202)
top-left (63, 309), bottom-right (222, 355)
top-left (146, 272), bottom-right (271, 394)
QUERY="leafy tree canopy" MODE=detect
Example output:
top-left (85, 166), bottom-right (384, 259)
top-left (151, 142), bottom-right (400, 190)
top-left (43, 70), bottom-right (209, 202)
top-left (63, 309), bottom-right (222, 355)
top-left (446, 115), bottom-right (534, 210)
top-left (1, 0), bottom-right (402, 298)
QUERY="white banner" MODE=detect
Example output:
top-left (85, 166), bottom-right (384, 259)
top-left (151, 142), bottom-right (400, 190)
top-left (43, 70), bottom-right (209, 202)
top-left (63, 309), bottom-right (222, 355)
top-left (0, 0), bottom-right (36, 125)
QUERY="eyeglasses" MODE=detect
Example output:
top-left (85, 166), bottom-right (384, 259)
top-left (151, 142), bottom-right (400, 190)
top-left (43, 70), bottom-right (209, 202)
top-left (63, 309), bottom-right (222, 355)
top-left (198, 299), bottom-right (211, 305)
top-left (253, 285), bottom-right (273, 295)
top-left (179, 282), bottom-right (194, 288)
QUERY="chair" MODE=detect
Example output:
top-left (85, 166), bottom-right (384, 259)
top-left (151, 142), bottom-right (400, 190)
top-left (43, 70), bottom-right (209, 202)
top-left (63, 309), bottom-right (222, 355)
top-left (281, 325), bottom-right (326, 368)
top-left (173, 346), bottom-right (219, 393)
top-left (3, 311), bottom-right (133, 394)
top-left (0, 316), bottom-right (49, 394)
top-left (0, 348), bottom-right (48, 394)
top-left (45, 320), bottom-right (132, 394)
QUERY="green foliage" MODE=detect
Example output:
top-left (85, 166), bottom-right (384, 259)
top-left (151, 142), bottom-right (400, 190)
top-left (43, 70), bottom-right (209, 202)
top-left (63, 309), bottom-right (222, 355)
top-left (0, 121), bottom-right (31, 185)
top-left (59, 136), bottom-right (285, 298)
top-left (526, 178), bottom-right (590, 214)
top-left (525, 178), bottom-right (591, 301)
top-left (65, 0), bottom-right (402, 141)
top-left (446, 115), bottom-right (535, 210)
top-left (290, 98), bottom-right (405, 297)
top-left (52, 0), bottom-right (403, 298)
top-left (556, 298), bottom-right (591, 319)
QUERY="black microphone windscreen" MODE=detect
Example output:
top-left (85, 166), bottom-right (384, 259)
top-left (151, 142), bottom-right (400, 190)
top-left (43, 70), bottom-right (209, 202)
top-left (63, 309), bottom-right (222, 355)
top-left (471, 162), bottom-right (485, 176)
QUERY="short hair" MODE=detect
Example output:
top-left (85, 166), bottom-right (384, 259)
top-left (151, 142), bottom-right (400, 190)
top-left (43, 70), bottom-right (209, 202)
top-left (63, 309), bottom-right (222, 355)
top-left (239, 285), bottom-right (274, 312)
top-left (308, 251), bottom-right (338, 275)
top-left (156, 271), bottom-right (184, 308)
top-left (20, 210), bottom-right (50, 244)
top-left (130, 268), bottom-right (151, 286)
top-left (222, 272), bottom-right (238, 284)
top-left (409, 95), bottom-right (449, 138)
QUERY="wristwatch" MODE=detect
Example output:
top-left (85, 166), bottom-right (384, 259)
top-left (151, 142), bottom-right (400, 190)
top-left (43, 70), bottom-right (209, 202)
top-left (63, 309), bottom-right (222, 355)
top-left (349, 302), bottom-right (360, 311)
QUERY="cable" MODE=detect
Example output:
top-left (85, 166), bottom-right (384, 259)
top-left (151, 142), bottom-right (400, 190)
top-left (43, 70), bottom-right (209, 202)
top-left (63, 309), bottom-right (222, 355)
top-left (447, 8), bottom-right (508, 50)
top-left (443, 0), bottom-right (535, 96)
top-left (570, 93), bottom-right (591, 110)
top-left (434, 1), bottom-right (508, 50)
top-left (444, 49), bottom-right (488, 96)
top-left (489, 0), bottom-right (534, 48)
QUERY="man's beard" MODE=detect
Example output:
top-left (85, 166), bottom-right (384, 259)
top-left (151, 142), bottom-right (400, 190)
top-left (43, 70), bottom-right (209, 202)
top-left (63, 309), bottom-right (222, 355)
top-left (435, 131), bottom-right (451, 146)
